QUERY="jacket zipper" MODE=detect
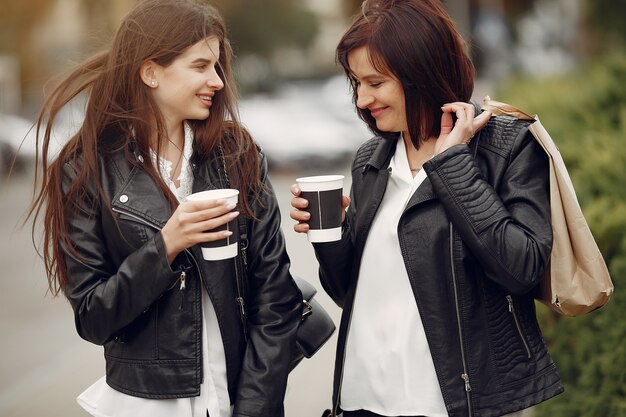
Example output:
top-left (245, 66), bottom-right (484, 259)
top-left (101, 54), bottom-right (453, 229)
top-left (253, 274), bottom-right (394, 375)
top-left (449, 223), bottom-right (473, 417)
top-left (111, 207), bottom-right (189, 297)
top-left (506, 295), bottom-right (532, 359)
top-left (331, 302), bottom-right (354, 417)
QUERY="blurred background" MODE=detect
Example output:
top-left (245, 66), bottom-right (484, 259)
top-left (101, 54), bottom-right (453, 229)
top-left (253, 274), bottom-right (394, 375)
top-left (1, 0), bottom-right (625, 416)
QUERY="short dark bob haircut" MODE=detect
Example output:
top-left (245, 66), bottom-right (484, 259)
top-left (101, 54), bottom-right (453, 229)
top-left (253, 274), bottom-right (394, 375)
top-left (337, 0), bottom-right (474, 148)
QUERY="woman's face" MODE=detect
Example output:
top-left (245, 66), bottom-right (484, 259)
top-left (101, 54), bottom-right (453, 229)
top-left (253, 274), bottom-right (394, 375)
top-left (150, 36), bottom-right (224, 127)
top-left (348, 46), bottom-right (408, 134)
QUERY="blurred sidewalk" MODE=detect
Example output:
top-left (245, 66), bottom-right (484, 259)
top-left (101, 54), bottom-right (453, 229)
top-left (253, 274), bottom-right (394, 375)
top-left (0, 166), bottom-right (347, 417)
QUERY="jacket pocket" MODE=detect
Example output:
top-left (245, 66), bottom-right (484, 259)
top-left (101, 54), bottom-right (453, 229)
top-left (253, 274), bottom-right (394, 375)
top-left (112, 211), bottom-right (153, 249)
top-left (506, 295), bottom-right (532, 359)
top-left (481, 281), bottom-right (534, 376)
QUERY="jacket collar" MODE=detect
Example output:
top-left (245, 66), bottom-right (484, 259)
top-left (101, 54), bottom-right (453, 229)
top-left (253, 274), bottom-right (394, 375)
top-left (364, 136), bottom-right (396, 173)
top-left (109, 162), bottom-right (173, 229)
top-left (363, 135), bottom-right (437, 208)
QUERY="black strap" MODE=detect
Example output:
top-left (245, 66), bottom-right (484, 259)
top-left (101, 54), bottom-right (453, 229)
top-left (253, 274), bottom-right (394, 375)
top-left (218, 144), bottom-right (250, 341)
top-left (234, 214), bottom-right (249, 341)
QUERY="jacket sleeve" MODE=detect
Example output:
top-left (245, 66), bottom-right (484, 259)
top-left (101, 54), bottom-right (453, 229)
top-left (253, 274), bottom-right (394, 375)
top-left (423, 124), bottom-right (552, 295)
top-left (233, 153), bottom-right (302, 417)
top-left (61, 162), bottom-right (184, 345)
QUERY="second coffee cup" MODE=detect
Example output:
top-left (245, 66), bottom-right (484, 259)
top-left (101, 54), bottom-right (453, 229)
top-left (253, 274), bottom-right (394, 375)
top-left (186, 189), bottom-right (239, 260)
top-left (296, 175), bottom-right (344, 243)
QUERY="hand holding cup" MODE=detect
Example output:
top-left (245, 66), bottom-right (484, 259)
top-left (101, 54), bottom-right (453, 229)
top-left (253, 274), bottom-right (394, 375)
top-left (290, 175), bottom-right (350, 242)
top-left (162, 189), bottom-right (240, 263)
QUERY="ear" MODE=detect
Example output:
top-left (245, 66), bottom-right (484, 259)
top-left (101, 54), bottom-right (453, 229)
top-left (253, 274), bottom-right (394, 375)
top-left (140, 60), bottom-right (159, 88)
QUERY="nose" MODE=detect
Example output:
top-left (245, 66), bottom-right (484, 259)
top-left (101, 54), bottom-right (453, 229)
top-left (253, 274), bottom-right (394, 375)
top-left (356, 86), bottom-right (374, 109)
top-left (207, 68), bottom-right (225, 91)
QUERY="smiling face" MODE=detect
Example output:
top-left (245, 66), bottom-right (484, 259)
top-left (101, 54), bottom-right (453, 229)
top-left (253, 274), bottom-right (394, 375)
top-left (147, 36), bottom-right (224, 128)
top-left (347, 46), bottom-right (408, 135)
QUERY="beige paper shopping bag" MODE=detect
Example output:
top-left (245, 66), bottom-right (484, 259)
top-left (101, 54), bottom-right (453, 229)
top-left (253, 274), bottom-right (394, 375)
top-left (481, 99), bottom-right (613, 316)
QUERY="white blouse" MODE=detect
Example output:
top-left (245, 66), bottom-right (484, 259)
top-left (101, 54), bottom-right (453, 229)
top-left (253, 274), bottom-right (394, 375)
top-left (340, 137), bottom-right (448, 416)
top-left (77, 124), bottom-right (231, 417)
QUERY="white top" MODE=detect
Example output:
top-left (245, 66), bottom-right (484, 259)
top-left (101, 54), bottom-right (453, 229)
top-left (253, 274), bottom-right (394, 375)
top-left (340, 137), bottom-right (448, 416)
top-left (77, 124), bottom-right (232, 417)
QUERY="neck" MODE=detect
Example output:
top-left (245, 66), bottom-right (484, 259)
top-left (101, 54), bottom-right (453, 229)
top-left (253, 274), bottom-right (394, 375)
top-left (404, 134), bottom-right (436, 173)
top-left (165, 121), bottom-right (185, 151)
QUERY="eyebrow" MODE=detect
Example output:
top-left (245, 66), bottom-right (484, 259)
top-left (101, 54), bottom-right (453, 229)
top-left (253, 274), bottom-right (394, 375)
top-left (352, 72), bottom-right (386, 81)
top-left (190, 58), bottom-right (214, 64)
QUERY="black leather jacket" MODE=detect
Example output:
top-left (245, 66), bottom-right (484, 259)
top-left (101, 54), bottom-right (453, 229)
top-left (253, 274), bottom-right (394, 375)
top-left (61, 144), bottom-right (301, 417)
top-left (314, 116), bottom-right (563, 417)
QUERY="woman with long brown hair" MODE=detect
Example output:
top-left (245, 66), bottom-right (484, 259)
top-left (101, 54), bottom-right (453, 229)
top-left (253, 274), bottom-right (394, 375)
top-left (291, 1), bottom-right (563, 416)
top-left (29, 1), bottom-right (301, 416)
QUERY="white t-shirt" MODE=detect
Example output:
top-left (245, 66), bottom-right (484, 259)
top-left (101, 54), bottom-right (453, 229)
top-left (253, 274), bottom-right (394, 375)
top-left (340, 137), bottom-right (448, 416)
top-left (77, 124), bottom-right (231, 417)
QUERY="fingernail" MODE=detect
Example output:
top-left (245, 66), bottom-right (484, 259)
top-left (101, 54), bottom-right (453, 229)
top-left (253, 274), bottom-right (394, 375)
top-left (229, 211), bottom-right (239, 218)
top-left (226, 202), bottom-right (237, 210)
top-left (224, 231), bottom-right (233, 236)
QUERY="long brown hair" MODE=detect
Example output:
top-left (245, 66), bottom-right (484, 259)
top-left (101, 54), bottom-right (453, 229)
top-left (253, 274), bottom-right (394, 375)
top-left (29, 0), bottom-right (261, 296)
top-left (337, 0), bottom-right (475, 148)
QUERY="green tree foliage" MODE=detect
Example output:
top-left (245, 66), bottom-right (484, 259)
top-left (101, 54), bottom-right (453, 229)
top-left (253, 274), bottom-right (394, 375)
top-left (497, 55), bottom-right (626, 417)
top-left (584, 0), bottom-right (626, 47)
top-left (211, 0), bottom-right (318, 57)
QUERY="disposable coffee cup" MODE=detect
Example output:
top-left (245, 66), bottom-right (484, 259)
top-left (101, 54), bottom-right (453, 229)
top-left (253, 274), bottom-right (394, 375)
top-left (296, 175), bottom-right (344, 243)
top-left (186, 189), bottom-right (239, 260)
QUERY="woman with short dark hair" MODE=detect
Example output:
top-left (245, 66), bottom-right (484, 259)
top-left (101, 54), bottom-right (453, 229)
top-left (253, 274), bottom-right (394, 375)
top-left (291, 1), bottom-right (563, 416)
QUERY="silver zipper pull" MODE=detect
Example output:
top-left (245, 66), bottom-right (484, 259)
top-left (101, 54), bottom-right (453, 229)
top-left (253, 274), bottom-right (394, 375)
top-left (506, 295), bottom-right (513, 313)
top-left (179, 271), bottom-right (186, 291)
top-left (179, 271), bottom-right (186, 310)
top-left (461, 373), bottom-right (472, 391)
top-left (236, 296), bottom-right (248, 339)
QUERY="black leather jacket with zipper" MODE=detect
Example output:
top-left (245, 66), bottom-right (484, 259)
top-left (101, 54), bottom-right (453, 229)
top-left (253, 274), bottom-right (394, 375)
top-left (313, 115), bottom-right (564, 417)
top-left (61, 143), bottom-right (302, 417)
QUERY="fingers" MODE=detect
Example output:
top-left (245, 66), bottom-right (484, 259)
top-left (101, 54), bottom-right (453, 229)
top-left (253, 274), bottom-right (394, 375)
top-left (171, 199), bottom-right (239, 239)
top-left (290, 187), bottom-right (311, 234)
top-left (162, 201), bottom-right (238, 261)
top-left (342, 195), bottom-right (351, 210)
top-left (290, 183), bottom-right (301, 197)
top-left (180, 199), bottom-right (235, 223)
top-left (290, 182), bottom-right (310, 234)
top-left (441, 101), bottom-right (493, 145)
top-left (472, 110), bottom-right (492, 135)
top-left (291, 205), bottom-right (310, 233)
top-left (193, 210), bottom-right (239, 237)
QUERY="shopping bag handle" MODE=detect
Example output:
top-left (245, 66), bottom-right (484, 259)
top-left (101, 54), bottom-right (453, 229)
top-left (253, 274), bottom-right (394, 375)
top-left (481, 97), bottom-right (535, 121)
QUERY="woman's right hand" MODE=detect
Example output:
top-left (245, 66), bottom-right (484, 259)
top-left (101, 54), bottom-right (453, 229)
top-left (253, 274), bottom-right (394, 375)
top-left (289, 183), bottom-right (350, 234)
top-left (161, 199), bottom-right (239, 263)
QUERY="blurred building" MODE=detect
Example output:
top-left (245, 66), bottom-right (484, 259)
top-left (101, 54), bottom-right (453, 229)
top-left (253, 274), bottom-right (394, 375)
top-left (0, 0), bottom-right (585, 116)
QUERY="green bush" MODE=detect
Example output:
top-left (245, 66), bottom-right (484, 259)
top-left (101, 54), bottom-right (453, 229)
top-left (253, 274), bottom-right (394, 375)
top-left (497, 54), bottom-right (626, 417)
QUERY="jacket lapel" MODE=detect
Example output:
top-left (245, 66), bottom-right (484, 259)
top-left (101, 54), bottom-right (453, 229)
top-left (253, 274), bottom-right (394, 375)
top-left (404, 176), bottom-right (437, 212)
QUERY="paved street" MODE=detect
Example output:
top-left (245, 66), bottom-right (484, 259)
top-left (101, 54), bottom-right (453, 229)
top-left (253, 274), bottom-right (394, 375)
top-left (0, 165), bottom-right (349, 417)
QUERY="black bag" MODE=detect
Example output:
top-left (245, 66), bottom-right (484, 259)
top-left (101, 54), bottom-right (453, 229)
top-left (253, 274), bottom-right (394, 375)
top-left (234, 216), bottom-right (336, 371)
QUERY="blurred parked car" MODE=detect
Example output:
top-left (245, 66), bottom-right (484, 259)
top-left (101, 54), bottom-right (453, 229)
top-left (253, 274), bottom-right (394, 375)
top-left (240, 76), bottom-right (371, 171)
top-left (0, 105), bottom-right (82, 174)
top-left (0, 113), bottom-right (36, 175)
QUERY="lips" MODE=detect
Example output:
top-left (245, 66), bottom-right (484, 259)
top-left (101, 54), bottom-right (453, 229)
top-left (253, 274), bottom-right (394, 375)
top-left (370, 106), bottom-right (387, 118)
top-left (198, 94), bottom-right (213, 107)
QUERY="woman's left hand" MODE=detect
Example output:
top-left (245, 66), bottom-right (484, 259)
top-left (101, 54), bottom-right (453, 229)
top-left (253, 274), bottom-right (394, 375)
top-left (434, 101), bottom-right (492, 155)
